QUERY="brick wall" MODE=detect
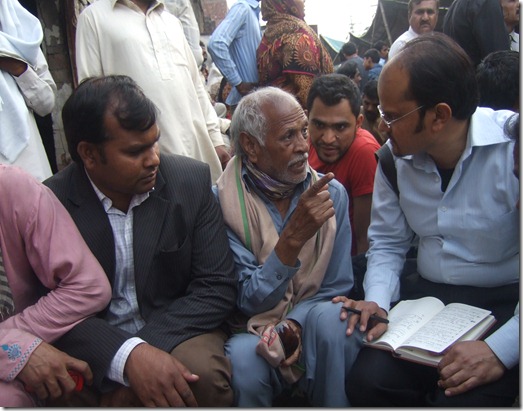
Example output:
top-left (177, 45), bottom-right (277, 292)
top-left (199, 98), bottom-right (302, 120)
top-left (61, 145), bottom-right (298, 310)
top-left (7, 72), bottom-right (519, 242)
top-left (37, 0), bottom-right (75, 169)
top-left (201, 0), bottom-right (228, 35)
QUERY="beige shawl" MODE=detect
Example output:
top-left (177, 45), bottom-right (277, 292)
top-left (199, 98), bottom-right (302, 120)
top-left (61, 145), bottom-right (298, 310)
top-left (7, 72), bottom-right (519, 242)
top-left (217, 156), bottom-right (337, 380)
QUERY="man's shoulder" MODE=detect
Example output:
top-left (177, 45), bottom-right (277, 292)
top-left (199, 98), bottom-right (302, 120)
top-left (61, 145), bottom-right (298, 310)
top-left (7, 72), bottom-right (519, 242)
top-left (43, 163), bottom-right (85, 204)
top-left (227, 0), bottom-right (252, 14)
top-left (469, 107), bottom-right (515, 146)
top-left (339, 129), bottom-right (380, 164)
top-left (158, 154), bottom-right (211, 188)
top-left (79, 0), bottom-right (111, 16)
top-left (347, 55), bottom-right (364, 64)
top-left (44, 163), bottom-right (77, 190)
top-left (159, 153), bottom-right (209, 171)
top-left (353, 128), bottom-right (381, 150)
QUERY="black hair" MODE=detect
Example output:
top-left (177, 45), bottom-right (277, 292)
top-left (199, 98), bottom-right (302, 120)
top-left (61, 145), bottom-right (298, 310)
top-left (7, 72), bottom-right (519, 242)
top-left (363, 79), bottom-right (379, 100)
top-left (341, 41), bottom-right (357, 56)
top-left (364, 48), bottom-right (380, 64)
top-left (62, 75), bottom-right (158, 164)
top-left (337, 60), bottom-right (360, 80)
top-left (477, 50), bottom-right (519, 111)
top-left (398, 32), bottom-right (478, 120)
top-left (306, 73), bottom-right (361, 116)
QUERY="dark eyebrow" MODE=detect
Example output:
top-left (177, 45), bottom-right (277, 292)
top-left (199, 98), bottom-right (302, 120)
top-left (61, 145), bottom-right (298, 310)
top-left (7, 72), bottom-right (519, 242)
top-left (311, 118), bottom-right (350, 127)
top-left (126, 132), bottom-right (160, 152)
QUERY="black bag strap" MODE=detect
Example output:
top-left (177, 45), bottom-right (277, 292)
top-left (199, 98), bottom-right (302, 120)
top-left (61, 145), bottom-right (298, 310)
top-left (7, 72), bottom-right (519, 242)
top-left (375, 144), bottom-right (399, 197)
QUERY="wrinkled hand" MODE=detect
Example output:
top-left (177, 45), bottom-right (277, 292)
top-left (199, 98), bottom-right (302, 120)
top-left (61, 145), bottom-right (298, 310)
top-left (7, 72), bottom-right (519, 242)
top-left (437, 340), bottom-right (505, 396)
top-left (215, 145), bottom-right (231, 170)
top-left (236, 82), bottom-right (257, 96)
top-left (100, 385), bottom-right (143, 407)
top-left (276, 173), bottom-right (335, 265)
top-left (0, 56), bottom-right (28, 76)
top-left (280, 320), bottom-right (302, 367)
top-left (17, 341), bottom-right (93, 401)
top-left (332, 296), bottom-right (388, 341)
top-left (125, 343), bottom-right (199, 407)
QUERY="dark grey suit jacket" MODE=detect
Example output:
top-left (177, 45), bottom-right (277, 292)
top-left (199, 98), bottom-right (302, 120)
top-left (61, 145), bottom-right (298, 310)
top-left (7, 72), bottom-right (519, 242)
top-left (44, 154), bottom-right (237, 389)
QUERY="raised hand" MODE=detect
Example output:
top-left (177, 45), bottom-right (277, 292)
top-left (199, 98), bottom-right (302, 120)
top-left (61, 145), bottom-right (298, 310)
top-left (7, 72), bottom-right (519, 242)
top-left (276, 172), bottom-right (335, 266)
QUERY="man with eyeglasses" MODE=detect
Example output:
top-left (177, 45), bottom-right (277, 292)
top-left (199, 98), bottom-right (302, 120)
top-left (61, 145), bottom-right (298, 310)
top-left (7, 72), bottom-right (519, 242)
top-left (388, 0), bottom-right (439, 60)
top-left (334, 33), bottom-right (519, 406)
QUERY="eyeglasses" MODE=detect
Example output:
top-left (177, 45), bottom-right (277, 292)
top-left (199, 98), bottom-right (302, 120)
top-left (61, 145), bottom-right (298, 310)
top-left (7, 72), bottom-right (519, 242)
top-left (377, 105), bottom-right (424, 128)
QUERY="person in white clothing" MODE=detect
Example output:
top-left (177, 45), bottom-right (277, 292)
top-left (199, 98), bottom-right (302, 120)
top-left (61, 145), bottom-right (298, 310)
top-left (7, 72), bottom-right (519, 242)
top-left (163, 0), bottom-right (203, 67)
top-left (0, 0), bottom-right (55, 181)
top-left (388, 0), bottom-right (439, 60)
top-left (75, 0), bottom-right (230, 183)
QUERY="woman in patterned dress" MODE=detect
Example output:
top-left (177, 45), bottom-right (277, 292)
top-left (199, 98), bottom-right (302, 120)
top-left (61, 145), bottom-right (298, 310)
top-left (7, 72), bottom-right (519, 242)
top-left (257, 0), bottom-right (333, 109)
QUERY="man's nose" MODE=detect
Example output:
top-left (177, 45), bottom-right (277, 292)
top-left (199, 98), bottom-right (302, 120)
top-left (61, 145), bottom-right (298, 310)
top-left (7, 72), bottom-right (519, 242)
top-left (322, 128), bottom-right (338, 144)
top-left (145, 143), bottom-right (160, 167)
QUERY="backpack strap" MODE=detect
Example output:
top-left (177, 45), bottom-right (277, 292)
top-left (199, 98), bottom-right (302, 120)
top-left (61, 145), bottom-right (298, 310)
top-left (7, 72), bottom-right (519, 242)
top-left (375, 144), bottom-right (399, 197)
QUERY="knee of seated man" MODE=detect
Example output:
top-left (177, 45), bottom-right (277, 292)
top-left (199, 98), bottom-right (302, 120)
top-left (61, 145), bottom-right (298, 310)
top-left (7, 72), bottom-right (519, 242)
top-left (305, 301), bottom-right (349, 337)
top-left (226, 333), bottom-right (273, 387)
top-left (171, 331), bottom-right (233, 407)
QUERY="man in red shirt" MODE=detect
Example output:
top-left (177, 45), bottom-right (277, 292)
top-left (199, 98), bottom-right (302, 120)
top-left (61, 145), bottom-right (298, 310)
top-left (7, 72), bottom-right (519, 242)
top-left (307, 74), bottom-right (380, 256)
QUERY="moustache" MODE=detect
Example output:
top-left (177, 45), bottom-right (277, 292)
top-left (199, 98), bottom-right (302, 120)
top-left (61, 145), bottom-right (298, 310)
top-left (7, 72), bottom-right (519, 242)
top-left (289, 153), bottom-right (309, 167)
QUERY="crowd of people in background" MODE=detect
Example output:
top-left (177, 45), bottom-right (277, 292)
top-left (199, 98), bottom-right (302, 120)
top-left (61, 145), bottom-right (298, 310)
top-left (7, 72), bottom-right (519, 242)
top-left (0, 0), bottom-right (520, 407)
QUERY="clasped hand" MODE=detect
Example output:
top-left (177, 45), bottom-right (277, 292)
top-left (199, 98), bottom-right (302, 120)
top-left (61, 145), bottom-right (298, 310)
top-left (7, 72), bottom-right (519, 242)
top-left (17, 341), bottom-right (92, 401)
top-left (123, 343), bottom-right (199, 407)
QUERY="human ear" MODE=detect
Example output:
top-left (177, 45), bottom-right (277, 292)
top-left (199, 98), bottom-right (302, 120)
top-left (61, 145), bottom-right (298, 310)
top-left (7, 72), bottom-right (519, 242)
top-left (431, 103), bottom-right (452, 133)
top-left (239, 132), bottom-right (259, 163)
top-left (355, 113), bottom-right (364, 129)
top-left (77, 142), bottom-right (99, 170)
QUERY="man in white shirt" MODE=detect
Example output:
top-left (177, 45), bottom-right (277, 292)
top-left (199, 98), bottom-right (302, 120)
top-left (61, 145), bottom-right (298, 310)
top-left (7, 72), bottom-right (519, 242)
top-left (163, 0), bottom-right (203, 67)
top-left (0, 0), bottom-right (55, 181)
top-left (388, 0), bottom-right (439, 60)
top-left (75, 0), bottom-right (230, 183)
top-left (337, 33), bottom-right (519, 407)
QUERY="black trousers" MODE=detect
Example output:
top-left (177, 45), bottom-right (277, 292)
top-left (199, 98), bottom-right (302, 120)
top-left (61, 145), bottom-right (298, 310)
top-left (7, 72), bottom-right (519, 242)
top-left (347, 274), bottom-right (519, 407)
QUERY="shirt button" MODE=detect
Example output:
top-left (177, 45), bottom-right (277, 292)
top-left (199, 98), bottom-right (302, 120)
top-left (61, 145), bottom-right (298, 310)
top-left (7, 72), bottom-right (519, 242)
top-left (276, 274), bottom-right (282, 280)
top-left (433, 175), bottom-right (440, 183)
top-left (441, 206), bottom-right (447, 212)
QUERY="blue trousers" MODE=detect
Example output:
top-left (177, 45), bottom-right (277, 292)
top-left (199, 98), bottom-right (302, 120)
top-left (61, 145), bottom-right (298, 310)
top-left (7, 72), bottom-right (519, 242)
top-left (225, 301), bottom-right (363, 407)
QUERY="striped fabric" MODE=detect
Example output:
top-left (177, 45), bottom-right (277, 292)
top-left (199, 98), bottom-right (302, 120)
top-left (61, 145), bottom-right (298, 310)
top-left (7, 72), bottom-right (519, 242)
top-left (0, 245), bottom-right (14, 321)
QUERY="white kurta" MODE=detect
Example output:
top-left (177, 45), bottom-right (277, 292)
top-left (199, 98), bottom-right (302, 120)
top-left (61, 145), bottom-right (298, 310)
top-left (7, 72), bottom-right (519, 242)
top-left (0, 51), bottom-right (54, 182)
top-left (76, 0), bottom-right (224, 182)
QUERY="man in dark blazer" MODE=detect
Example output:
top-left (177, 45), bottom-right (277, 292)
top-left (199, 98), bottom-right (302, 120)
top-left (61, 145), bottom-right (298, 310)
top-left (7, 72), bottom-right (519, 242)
top-left (44, 75), bottom-right (237, 407)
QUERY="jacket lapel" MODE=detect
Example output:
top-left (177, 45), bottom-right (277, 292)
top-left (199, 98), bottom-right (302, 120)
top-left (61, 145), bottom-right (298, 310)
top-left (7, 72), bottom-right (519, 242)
top-left (67, 165), bottom-right (117, 287)
top-left (132, 170), bottom-right (170, 303)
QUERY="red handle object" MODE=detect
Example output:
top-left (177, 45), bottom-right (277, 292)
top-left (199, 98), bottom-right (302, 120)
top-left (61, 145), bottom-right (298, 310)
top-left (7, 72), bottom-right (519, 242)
top-left (25, 370), bottom-right (84, 392)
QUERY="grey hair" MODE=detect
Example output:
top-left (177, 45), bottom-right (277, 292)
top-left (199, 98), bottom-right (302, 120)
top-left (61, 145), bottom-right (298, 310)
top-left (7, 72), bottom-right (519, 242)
top-left (230, 87), bottom-right (301, 158)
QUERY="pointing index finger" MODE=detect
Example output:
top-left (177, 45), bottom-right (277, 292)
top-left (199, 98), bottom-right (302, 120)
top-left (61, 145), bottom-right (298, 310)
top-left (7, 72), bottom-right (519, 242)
top-left (306, 172), bottom-right (334, 196)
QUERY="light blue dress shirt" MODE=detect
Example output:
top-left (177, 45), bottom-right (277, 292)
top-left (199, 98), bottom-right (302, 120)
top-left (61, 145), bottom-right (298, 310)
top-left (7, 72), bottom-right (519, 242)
top-left (207, 0), bottom-right (261, 106)
top-left (364, 107), bottom-right (519, 368)
top-left (89, 177), bottom-right (150, 385)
